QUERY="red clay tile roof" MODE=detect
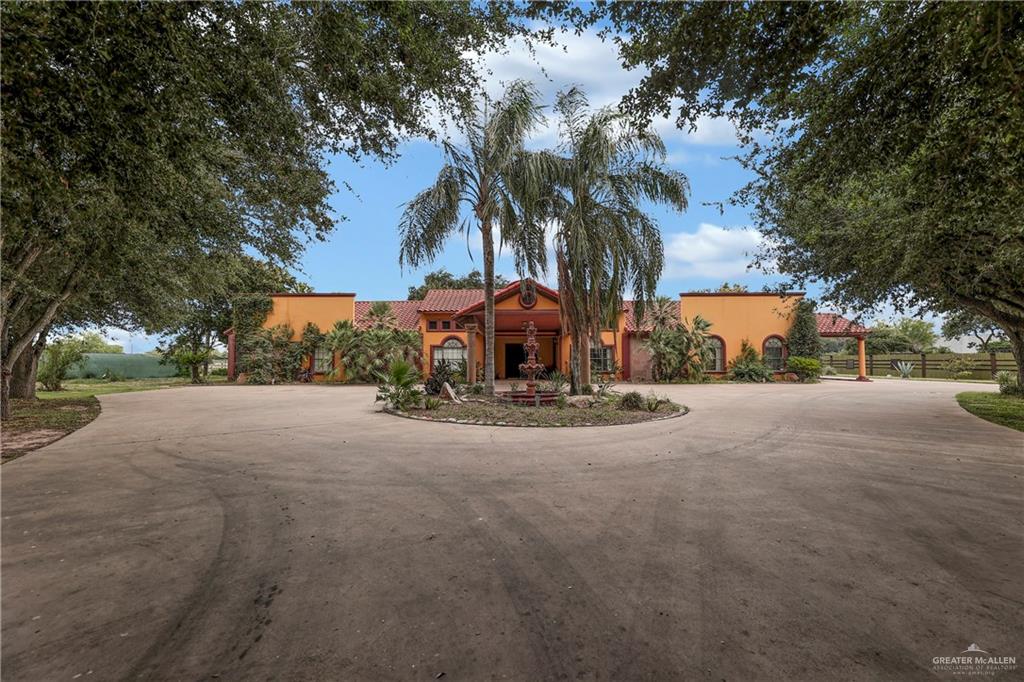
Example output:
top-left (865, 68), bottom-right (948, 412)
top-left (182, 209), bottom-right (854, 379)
top-left (816, 312), bottom-right (870, 337)
top-left (419, 289), bottom-right (485, 312)
top-left (354, 300), bottom-right (421, 330)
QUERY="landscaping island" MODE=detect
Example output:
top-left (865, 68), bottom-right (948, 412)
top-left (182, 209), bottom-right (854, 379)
top-left (384, 391), bottom-right (687, 428)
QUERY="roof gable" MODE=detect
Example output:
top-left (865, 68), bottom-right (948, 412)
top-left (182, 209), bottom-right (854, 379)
top-left (453, 280), bottom-right (559, 317)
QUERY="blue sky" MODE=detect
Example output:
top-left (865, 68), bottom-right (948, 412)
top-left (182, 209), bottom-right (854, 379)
top-left (305, 28), bottom-right (776, 299)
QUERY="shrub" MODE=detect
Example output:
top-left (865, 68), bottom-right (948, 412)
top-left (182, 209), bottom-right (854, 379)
top-left (38, 339), bottom-right (87, 391)
top-left (555, 393), bottom-right (568, 409)
top-left (509, 381), bottom-right (520, 393)
top-left (942, 356), bottom-right (975, 380)
top-left (786, 356), bottom-right (822, 382)
top-left (822, 365), bottom-right (837, 376)
top-left (893, 360), bottom-right (916, 379)
top-left (545, 370), bottom-right (568, 394)
top-left (580, 383), bottom-right (593, 395)
top-left (996, 371), bottom-right (1024, 397)
top-left (619, 391), bottom-right (644, 411)
top-left (423, 396), bottom-right (443, 410)
top-left (787, 300), bottom-right (822, 358)
top-left (645, 315), bottom-right (713, 382)
top-left (375, 359), bottom-right (423, 411)
top-left (644, 392), bottom-right (669, 412)
top-left (102, 369), bottom-right (127, 383)
top-left (727, 340), bottom-right (773, 383)
top-left (424, 360), bottom-right (459, 396)
top-left (469, 382), bottom-right (484, 395)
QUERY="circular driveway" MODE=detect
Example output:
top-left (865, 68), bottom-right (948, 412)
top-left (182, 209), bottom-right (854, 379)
top-left (2, 381), bottom-right (1021, 680)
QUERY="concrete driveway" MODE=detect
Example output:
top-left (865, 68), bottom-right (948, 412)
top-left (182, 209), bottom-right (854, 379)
top-left (2, 381), bottom-right (1021, 680)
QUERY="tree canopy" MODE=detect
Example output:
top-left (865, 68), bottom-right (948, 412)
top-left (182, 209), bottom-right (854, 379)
top-left (1, 1), bottom-right (534, 416)
top-left (545, 2), bottom-right (1024, 382)
top-left (407, 269), bottom-right (510, 300)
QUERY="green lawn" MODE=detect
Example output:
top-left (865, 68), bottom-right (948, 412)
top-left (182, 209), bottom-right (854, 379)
top-left (956, 392), bottom-right (1024, 432)
top-left (38, 376), bottom-right (226, 400)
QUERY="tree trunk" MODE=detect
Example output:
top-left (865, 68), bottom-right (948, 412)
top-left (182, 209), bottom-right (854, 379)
top-left (0, 369), bottom-right (10, 420)
top-left (578, 333), bottom-right (591, 389)
top-left (10, 325), bottom-right (50, 400)
top-left (481, 218), bottom-right (496, 395)
top-left (190, 363), bottom-right (201, 384)
top-left (568, 344), bottom-right (580, 395)
top-left (9, 342), bottom-right (39, 399)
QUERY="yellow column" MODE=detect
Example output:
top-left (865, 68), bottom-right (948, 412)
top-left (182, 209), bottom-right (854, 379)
top-left (857, 336), bottom-right (869, 381)
top-left (465, 323), bottom-right (477, 384)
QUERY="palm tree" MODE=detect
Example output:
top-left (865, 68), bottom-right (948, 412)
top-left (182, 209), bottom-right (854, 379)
top-left (546, 88), bottom-right (690, 392)
top-left (398, 81), bottom-right (550, 395)
top-left (365, 301), bottom-right (397, 330)
top-left (646, 295), bottom-right (680, 331)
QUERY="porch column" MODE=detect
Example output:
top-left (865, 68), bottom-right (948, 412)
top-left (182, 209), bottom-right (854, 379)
top-left (464, 323), bottom-right (478, 384)
top-left (856, 336), bottom-right (869, 381)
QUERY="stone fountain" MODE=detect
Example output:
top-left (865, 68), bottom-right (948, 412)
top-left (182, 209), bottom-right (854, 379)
top-left (505, 320), bottom-right (558, 406)
top-left (518, 321), bottom-right (544, 398)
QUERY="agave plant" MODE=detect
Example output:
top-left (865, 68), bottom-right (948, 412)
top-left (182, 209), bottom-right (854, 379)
top-left (893, 360), bottom-right (915, 379)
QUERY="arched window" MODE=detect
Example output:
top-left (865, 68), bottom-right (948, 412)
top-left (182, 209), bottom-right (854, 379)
top-left (708, 336), bottom-right (725, 372)
top-left (433, 337), bottom-right (466, 368)
top-left (763, 336), bottom-right (785, 371)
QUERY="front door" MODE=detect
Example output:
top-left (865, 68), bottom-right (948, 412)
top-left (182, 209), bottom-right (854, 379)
top-left (504, 342), bottom-right (526, 379)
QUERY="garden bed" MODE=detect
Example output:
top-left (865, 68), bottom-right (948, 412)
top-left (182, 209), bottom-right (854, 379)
top-left (385, 396), bottom-right (687, 427)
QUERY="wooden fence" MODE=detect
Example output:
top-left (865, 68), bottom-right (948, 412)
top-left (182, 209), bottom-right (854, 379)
top-left (821, 352), bottom-right (1017, 380)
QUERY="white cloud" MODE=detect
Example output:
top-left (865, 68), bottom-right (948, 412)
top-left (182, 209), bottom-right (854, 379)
top-left (664, 223), bottom-right (766, 279)
top-left (417, 28), bottom-right (738, 151)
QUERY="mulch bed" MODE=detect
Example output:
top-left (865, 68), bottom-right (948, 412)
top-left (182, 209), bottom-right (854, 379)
top-left (1, 397), bottom-right (101, 463)
top-left (386, 398), bottom-right (687, 427)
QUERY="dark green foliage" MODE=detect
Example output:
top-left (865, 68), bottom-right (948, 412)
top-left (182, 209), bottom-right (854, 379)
top-left (997, 371), bottom-right (1024, 397)
top-left (375, 359), bottom-right (423, 412)
top-left (407, 269), bottom-right (510, 300)
top-left (645, 316), bottom-right (713, 382)
top-left (244, 325), bottom-right (306, 385)
top-left (619, 391), bottom-right (644, 411)
top-left (546, 3), bottom-right (1024, 386)
top-left (1, 1), bottom-right (537, 417)
top-left (787, 300), bottom-right (822, 358)
top-left (424, 360), bottom-right (460, 396)
top-left (785, 356), bottom-right (822, 383)
top-left (324, 316), bottom-right (422, 383)
top-left (727, 340), bottom-right (773, 383)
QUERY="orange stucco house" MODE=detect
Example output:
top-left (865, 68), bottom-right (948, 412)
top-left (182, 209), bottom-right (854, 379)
top-left (227, 281), bottom-right (870, 381)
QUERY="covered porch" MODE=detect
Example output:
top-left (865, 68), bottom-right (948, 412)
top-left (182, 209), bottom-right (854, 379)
top-left (817, 313), bottom-right (871, 381)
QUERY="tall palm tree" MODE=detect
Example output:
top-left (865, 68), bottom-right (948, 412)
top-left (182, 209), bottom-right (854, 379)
top-left (398, 81), bottom-right (549, 394)
top-left (546, 88), bottom-right (690, 392)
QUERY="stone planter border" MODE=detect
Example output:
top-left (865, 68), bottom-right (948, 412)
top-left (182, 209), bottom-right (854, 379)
top-left (381, 405), bottom-right (689, 428)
